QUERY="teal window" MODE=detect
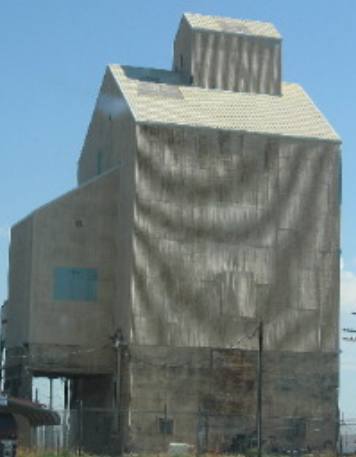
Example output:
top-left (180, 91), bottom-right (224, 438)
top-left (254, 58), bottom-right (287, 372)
top-left (53, 267), bottom-right (98, 301)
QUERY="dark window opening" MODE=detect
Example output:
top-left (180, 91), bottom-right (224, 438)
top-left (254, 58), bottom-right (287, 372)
top-left (286, 417), bottom-right (306, 442)
top-left (158, 417), bottom-right (173, 434)
top-left (180, 54), bottom-right (183, 68)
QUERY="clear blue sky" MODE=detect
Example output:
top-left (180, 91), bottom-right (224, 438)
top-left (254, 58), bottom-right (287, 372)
top-left (1, 0), bottom-right (356, 417)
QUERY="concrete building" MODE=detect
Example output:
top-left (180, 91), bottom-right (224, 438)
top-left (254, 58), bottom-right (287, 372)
top-left (2, 12), bottom-right (341, 454)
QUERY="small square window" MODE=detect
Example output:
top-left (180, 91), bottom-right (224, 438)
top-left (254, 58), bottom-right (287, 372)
top-left (158, 417), bottom-right (173, 434)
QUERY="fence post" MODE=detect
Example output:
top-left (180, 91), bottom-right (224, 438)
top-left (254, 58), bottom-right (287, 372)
top-left (78, 400), bottom-right (83, 456)
top-left (257, 321), bottom-right (263, 457)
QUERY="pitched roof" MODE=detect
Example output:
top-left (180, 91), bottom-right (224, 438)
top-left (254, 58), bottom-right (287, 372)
top-left (183, 12), bottom-right (281, 40)
top-left (109, 65), bottom-right (340, 143)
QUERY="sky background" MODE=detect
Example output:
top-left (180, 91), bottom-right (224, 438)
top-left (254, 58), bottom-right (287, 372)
top-left (1, 0), bottom-right (356, 417)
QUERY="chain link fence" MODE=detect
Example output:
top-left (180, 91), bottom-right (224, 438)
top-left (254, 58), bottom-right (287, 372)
top-left (340, 420), bottom-right (356, 455)
top-left (31, 408), bottom-right (341, 455)
top-left (32, 407), bottom-right (117, 455)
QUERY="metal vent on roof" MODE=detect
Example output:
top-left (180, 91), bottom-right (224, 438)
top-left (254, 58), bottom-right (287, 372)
top-left (217, 20), bottom-right (250, 35)
top-left (142, 76), bottom-right (161, 83)
top-left (138, 82), bottom-right (183, 99)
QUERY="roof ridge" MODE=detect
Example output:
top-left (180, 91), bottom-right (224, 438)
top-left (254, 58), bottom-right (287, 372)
top-left (184, 12), bottom-right (276, 28)
top-left (183, 11), bottom-right (281, 40)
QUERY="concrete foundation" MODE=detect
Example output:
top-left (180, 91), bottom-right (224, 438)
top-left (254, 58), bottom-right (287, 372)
top-left (129, 346), bottom-right (338, 452)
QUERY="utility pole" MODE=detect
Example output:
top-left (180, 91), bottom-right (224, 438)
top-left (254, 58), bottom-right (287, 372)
top-left (257, 321), bottom-right (263, 457)
top-left (49, 378), bottom-right (53, 409)
top-left (78, 399), bottom-right (83, 456)
top-left (115, 338), bottom-right (121, 432)
top-left (48, 377), bottom-right (54, 450)
top-left (111, 327), bottom-right (126, 450)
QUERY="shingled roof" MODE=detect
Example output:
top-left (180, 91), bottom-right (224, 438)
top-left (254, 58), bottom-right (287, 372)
top-left (183, 12), bottom-right (281, 40)
top-left (109, 65), bottom-right (340, 142)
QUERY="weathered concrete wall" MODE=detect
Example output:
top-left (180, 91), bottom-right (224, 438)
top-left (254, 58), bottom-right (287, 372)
top-left (6, 217), bottom-right (33, 349)
top-left (70, 375), bottom-right (117, 455)
top-left (128, 345), bottom-right (338, 452)
top-left (172, 17), bottom-right (193, 83)
top-left (76, 66), bottom-right (137, 347)
top-left (127, 122), bottom-right (340, 451)
top-left (174, 16), bottom-right (281, 94)
top-left (8, 169), bottom-right (120, 375)
top-left (29, 169), bottom-right (119, 374)
top-left (77, 67), bottom-right (136, 185)
top-left (132, 124), bottom-right (340, 353)
top-left (111, 117), bottom-right (136, 345)
top-left (4, 117), bottom-right (340, 451)
top-left (4, 217), bottom-right (35, 393)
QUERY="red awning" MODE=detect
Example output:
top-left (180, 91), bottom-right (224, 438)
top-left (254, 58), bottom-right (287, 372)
top-left (0, 395), bottom-right (60, 427)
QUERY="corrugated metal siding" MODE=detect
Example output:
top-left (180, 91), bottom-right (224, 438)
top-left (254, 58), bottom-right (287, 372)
top-left (131, 124), bottom-right (340, 352)
top-left (190, 30), bottom-right (281, 94)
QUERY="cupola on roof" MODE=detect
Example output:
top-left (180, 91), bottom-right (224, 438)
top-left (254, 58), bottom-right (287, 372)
top-left (184, 12), bottom-right (281, 40)
top-left (173, 12), bottom-right (282, 95)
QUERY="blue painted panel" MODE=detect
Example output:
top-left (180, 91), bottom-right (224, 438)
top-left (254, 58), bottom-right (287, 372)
top-left (53, 267), bottom-right (98, 301)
